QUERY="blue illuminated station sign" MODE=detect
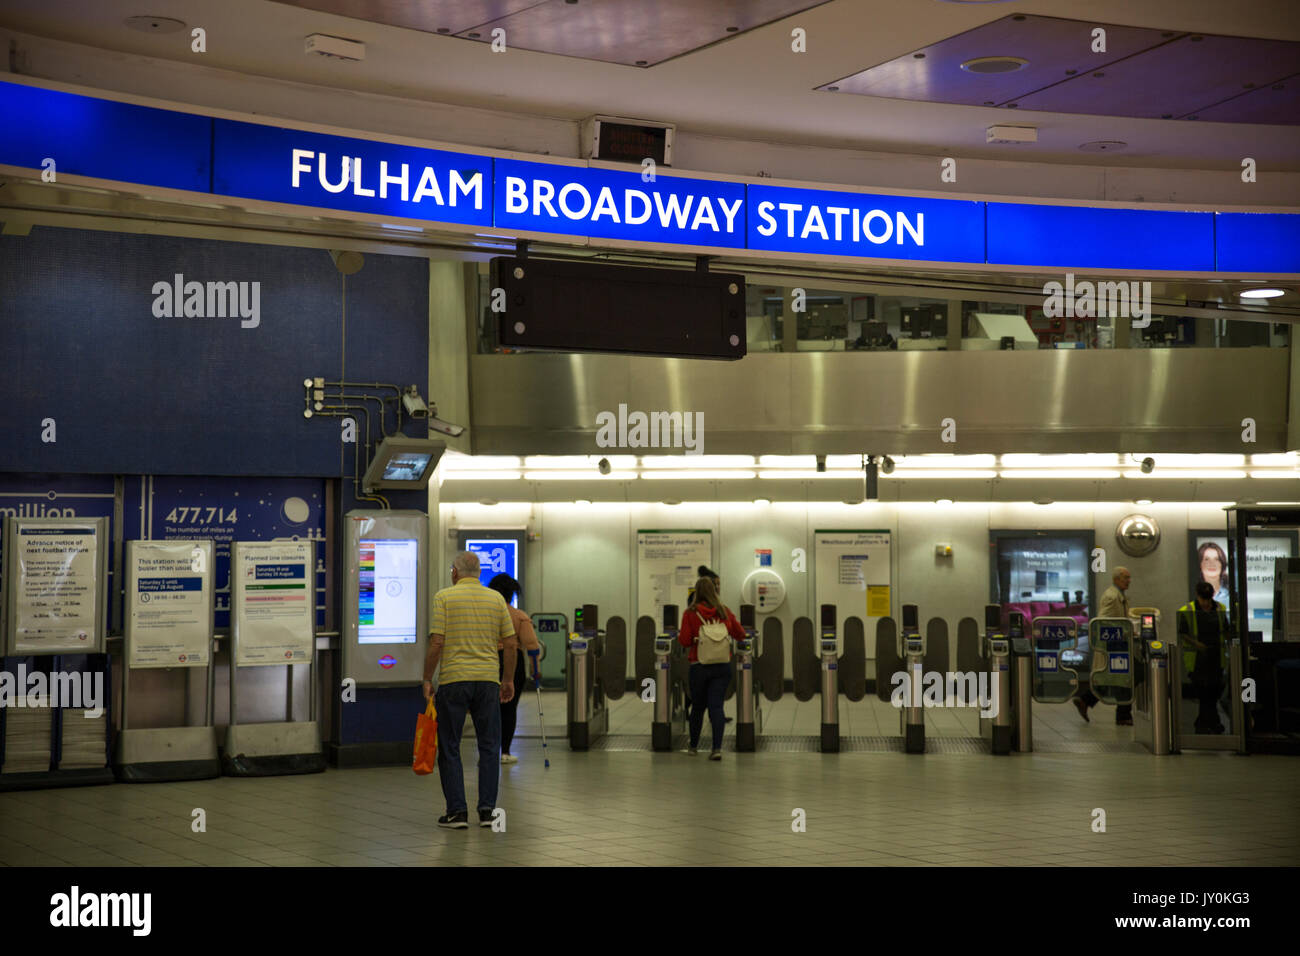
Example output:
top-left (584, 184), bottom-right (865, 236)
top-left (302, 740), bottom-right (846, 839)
top-left (0, 78), bottom-right (1296, 274)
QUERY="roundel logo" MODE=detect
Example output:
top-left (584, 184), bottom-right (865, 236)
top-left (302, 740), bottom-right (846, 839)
top-left (378, 655), bottom-right (397, 669)
top-left (178, 654), bottom-right (187, 663)
top-left (284, 650), bottom-right (293, 659)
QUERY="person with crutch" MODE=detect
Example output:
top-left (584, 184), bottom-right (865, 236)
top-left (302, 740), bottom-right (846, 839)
top-left (488, 573), bottom-right (540, 764)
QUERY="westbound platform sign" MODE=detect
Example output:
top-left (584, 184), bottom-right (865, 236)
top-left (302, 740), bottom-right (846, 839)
top-left (1, 76), bottom-right (1296, 274)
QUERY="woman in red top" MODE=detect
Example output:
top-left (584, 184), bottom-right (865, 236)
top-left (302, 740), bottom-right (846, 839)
top-left (678, 575), bottom-right (746, 759)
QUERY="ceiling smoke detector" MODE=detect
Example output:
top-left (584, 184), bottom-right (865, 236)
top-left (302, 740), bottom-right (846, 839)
top-left (961, 56), bottom-right (1028, 74)
top-left (125, 15), bottom-right (186, 33)
top-left (1079, 141), bottom-right (1128, 152)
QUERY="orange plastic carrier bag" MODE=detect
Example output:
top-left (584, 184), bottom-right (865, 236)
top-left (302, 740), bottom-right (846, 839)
top-left (413, 698), bottom-right (438, 775)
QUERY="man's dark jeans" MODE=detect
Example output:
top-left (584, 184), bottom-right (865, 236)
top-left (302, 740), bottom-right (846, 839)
top-left (435, 681), bottom-right (501, 814)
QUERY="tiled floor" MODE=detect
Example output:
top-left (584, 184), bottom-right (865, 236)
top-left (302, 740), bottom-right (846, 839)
top-left (2, 691), bottom-right (1296, 867)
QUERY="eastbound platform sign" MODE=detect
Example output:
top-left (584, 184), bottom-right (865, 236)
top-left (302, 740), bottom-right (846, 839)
top-left (1, 76), bottom-right (1295, 274)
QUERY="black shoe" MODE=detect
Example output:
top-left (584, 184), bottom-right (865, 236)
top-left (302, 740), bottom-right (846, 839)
top-left (1116, 716), bottom-right (1133, 726)
top-left (438, 811), bottom-right (469, 830)
top-left (724, 717), bottom-right (733, 724)
top-left (478, 808), bottom-right (495, 828)
top-left (1072, 698), bottom-right (1090, 722)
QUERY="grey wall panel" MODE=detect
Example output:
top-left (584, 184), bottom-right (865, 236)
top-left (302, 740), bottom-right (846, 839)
top-left (469, 349), bottom-right (1289, 455)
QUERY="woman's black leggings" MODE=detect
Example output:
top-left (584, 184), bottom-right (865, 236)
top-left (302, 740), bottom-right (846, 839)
top-left (498, 649), bottom-right (528, 755)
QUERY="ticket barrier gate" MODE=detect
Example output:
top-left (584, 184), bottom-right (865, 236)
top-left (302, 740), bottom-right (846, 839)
top-left (1088, 617), bottom-right (1135, 723)
top-left (1131, 613), bottom-right (1173, 755)
top-left (978, 605), bottom-right (1013, 755)
top-left (651, 605), bottom-right (687, 752)
top-left (1008, 613), bottom-right (1034, 752)
top-left (567, 603), bottom-right (627, 750)
top-left (734, 604), bottom-right (761, 752)
top-left (819, 605), bottom-right (839, 752)
top-left (895, 605), bottom-right (924, 752)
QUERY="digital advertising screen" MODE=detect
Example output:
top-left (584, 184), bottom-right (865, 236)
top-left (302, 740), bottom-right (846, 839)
top-left (464, 537), bottom-right (519, 606)
top-left (357, 537), bottom-right (419, 644)
top-left (382, 453), bottom-right (433, 482)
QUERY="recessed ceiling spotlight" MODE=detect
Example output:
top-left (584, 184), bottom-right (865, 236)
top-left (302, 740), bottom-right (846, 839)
top-left (935, 498), bottom-right (955, 505)
top-left (754, 498), bottom-right (772, 505)
top-left (1079, 141), bottom-right (1127, 152)
top-left (1135, 498), bottom-right (1154, 505)
top-left (1239, 288), bottom-right (1285, 299)
top-left (125, 15), bottom-right (186, 33)
top-left (575, 498), bottom-right (592, 505)
top-left (961, 56), bottom-right (1028, 74)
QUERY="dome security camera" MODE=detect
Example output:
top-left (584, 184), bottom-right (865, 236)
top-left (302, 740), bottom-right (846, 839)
top-left (881, 455), bottom-right (895, 475)
top-left (1140, 457), bottom-right (1155, 474)
top-left (598, 457), bottom-right (612, 475)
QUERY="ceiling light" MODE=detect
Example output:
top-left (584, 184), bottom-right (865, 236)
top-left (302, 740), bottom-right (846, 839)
top-left (1135, 499), bottom-right (1153, 505)
top-left (892, 469), bottom-right (997, 479)
top-left (1238, 288), bottom-right (1285, 299)
top-left (574, 499), bottom-right (592, 505)
top-left (441, 471), bottom-right (521, 481)
top-left (935, 498), bottom-right (954, 505)
top-left (523, 470), bottom-right (636, 480)
top-left (753, 498), bottom-right (772, 505)
top-left (962, 56), bottom-right (1029, 74)
top-left (1000, 470), bottom-right (1121, 479)
top-left (642, 471), bottom-right (756, 480)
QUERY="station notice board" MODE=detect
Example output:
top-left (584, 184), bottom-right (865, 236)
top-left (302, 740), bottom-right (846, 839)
top-left (814, 530), bottom-right (891, 625)
top-left (637, 530), bottom-right (712, 624)
top-left (3, 517), bottom-right (108, 655)
top-left (125, 539), bottom-right (213, 669)
top-left (231, 540), bottom-right (314, 667)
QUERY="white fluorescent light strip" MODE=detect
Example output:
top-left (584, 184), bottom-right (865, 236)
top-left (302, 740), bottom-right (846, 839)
top-left (441, 455), bottom-right (521, 471)
top-left (640, 455), bottom-right (756, 469)
top-left (999, 470), bottom-right (1121, 479)
top-left (757, 470), bottom-right (861, 480)
top-left (999, 454), bottom-right (1120, 468)
top-left (896, 454), bottom-right (997, 468)
top-left (1131, 454), bottom-right (1245, 467)
top-left (1122, 470), bottom-right (1248, 480)
top-left (891, 470), bottom-right (998, 479)
top-left (1247, 471), bottom-right (1300, 479)
top-left (642, 470), bottom-right (757, 480)
top-left (524, 455), bottom-right (636, 469)
top-left (759, 455), bottom-right (815, 467)
top-left (442, 471), bottom-right (522, 481)
top-left (1250, 454), bottom-right (1299, 466)
top-left (524, 471), bottom-right (638, 480)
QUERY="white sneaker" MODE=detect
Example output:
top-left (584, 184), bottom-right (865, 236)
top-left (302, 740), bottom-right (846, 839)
top-left (500, 754), bottom-right (518, 764)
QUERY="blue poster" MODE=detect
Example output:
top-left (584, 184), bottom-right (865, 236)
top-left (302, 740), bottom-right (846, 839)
top-left (124, 476), bottom-right (327, 628)
top-left (464, 538), bottom-right (518, 606)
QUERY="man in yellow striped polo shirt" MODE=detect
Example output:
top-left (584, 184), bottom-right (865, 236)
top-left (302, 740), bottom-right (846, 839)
top-left (422, 551), bottom-right (517, 830)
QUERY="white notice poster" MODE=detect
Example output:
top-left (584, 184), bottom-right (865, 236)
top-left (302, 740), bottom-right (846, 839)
top-left (127, 540), bottom-right (213, 668)
top-left (232, 541), bottom-right (314, 667)
top-left (814, 530), bottom-right (892, 624)
top-left (10, 522), bottom-right (103, 654)
top-left (637, 530), bottom-right (713, 624)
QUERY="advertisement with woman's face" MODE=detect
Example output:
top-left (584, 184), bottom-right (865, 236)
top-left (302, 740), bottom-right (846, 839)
top-left (1191, 532), bottom-right (1297, 638)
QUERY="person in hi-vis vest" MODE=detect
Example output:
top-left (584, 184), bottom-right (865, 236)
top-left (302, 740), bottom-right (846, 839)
top-left (1176, 581), bottom-right (1231, 735)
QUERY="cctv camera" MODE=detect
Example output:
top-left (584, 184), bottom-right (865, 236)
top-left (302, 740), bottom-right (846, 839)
top-left (1140, 457), bottom-right (1155, 474)
top-left (881, 455), bottom-right (895, 475)
top-left (598, 458), bottom-right (612, 475)
top-left (816, 454), bottom-right (826, 473)
top-left (401, 386), bottom-right (428, 419)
